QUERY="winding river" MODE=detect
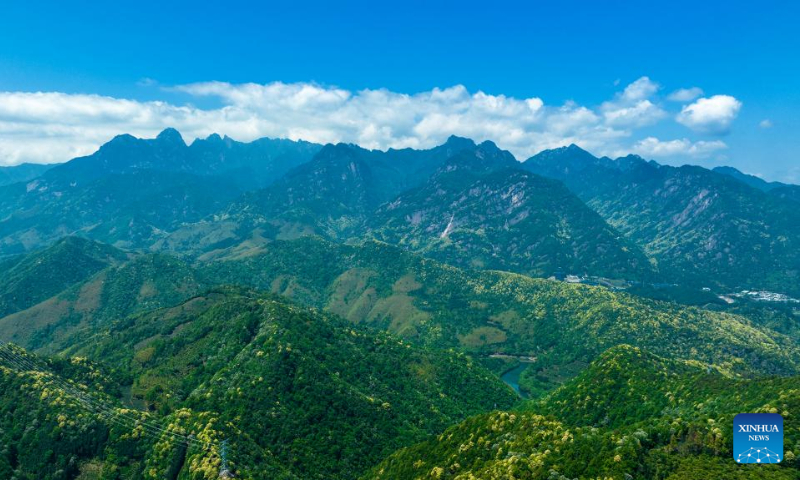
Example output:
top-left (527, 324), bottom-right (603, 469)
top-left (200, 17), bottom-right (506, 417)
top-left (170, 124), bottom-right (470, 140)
top-left (500, 362), bottom-right (531, 399)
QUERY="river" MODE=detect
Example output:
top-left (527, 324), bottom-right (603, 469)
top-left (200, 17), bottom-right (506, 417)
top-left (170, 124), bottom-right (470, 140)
top-left (500, 362), bottom-right (531, 399)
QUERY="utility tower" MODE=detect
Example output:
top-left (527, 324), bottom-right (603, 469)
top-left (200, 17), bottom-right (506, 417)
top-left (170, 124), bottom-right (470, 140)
top-left (219, 439), bottom-right (234, 478)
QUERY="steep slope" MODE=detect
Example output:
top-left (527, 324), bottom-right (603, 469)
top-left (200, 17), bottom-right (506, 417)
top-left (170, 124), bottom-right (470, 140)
top-left (522, 143), bottom-right (627, 197)
top-left (0, 129), bottom-right (321, 255)
top-left (154, 136), bottom-right (482, 255)
top-left (229, 143), bottom-right (393, 241)
top-left (770, 184), bottom-right (800, 204)
top-left (0, 252), bottom-right (206, 352)
top-left (190, 136), bottom-right (483, 249)
top-left (186, 132), bottom-right (322, 189)
top-left (366, 345), bottom-right (800, 479)
top-left (202, 237), bottom-right (800, 385)
top-left (0, 236), bottom-right (128, 318)
top-left (0, 343), bottom-right (296, 480)
top-left (0, 162), bottom-right (54, 186)
top-left (524, 145), bottom-right (800, 295)
top-left (713, 165), bottom-right (791, 192)
top-left (713, 166), bottom-right (800, 205)
top-left (4, 289), bottom-right (517, 479)
top-left (6, 235), bottom-right (796, 394)
top-left (371, 142), bottom-right (651, 279)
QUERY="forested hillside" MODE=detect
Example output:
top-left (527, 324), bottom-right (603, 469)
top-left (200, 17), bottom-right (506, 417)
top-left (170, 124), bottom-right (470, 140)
top-left (524, 145), bottom-right (800, 296)
top-left (0, 129), bottom-right (798, 479)
top-left (0, 162), bottom-right (54, 186)
top-left (4, 235), bottom-right (796, 394)
top-left (0, 130), bottom-right (320, 256)
top-left (370, 143), bottom-right (651, 279)
top-left (366, 345), bottom-right (800, 479)
top-left (0, 290), bottom-right (516, 479)
top-left (0, 237), bottom-right (128, 318)
top-left (0, 250), bottom-right (206, 352)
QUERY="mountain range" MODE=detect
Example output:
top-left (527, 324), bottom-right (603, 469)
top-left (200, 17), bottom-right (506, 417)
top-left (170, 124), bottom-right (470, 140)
top-left (0, 162), bottom-right (54, 187)
top-left (0, 129), bottom-right (798, 479)
top-left (5, 128), bottom-right (798, 297)
top-left (524, 144), bottom-right (800, 295)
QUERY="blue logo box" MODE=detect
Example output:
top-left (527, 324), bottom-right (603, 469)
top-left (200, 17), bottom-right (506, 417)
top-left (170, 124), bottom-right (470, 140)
top-left (733, 413), bottom-right (783, 464)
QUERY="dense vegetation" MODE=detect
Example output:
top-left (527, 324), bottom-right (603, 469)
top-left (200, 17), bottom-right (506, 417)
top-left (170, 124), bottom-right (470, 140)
top-left (0, 237), bottom-right (127, 318)
top-left (524, 144), bottom-right (800, 296)
top-left (1, 129), bottom-right (799, 478)
top-left (370, 143), bottom-right (651, 279)
top-left (5, 235), bottom-right (797, 396)
top-left (366, 345), bottom-right (800, 479)
top-left (0, 249), bottom-right (206, 353)
top-left (0, 289), bottom-right (517, 479)
top-left (202, 237), bottom-right (800, 384)
top-left (0, 343), bottom-right (296, 480)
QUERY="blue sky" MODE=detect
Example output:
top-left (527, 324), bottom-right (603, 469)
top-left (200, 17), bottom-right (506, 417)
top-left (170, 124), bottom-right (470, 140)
top-left (1, 0), bottom-right (798, 182)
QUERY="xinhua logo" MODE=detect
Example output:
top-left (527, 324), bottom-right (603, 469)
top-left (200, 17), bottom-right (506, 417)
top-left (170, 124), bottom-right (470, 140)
top-left (733, 413), bottom-right (783, 464)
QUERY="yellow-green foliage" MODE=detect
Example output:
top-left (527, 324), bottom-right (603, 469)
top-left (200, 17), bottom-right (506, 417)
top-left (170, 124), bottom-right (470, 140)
top-left (365, 345), bottom-right (800, 479)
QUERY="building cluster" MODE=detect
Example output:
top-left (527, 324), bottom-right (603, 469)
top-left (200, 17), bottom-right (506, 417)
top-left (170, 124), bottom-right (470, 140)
top-left (731, 290), bottom-right (800, 303)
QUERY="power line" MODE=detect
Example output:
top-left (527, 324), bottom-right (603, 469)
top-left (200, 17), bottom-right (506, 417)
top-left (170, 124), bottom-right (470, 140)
top-left (0, 348), bottom-right (209, 450)
top-left (0, 346), bottom-right (217, 451)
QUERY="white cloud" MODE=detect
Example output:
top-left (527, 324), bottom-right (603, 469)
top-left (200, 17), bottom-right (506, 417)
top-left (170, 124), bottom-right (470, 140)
top-left (602, 99), bottom-right (666, 128)
top-left (759, 119), bottom-right (773, 129)
top-left (600, 76), bottom-right (666, 128)
top-left (620, 77), bottom-right (660, 102)
top-left (667, 87), bottom-right (703, 102)
top-left (676, 95), bottom-right (742, 134)
top-left (0, 79), bottom-right (740, 166)
top-left (630, 136), bottom-right (727, 158)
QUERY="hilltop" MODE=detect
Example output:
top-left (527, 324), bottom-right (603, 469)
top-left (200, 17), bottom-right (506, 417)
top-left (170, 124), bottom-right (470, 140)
top-left (366, 345), bottom-right (800, 479)
top-left (0, 289), bottom-right (516, 479)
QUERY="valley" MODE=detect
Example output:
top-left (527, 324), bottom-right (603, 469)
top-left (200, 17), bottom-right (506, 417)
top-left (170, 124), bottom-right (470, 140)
top-left (0, 130), bottom-right (798, 479)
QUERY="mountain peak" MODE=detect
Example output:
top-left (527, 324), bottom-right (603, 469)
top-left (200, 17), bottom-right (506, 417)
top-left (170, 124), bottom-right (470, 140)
top-left (105, 133), bottom-right (138, 146)
top-left (555, 143), bottom-right (593, 157)
top-left (525, 143), bottom-right (597, 166)
top-left (477, 139), bottom-right (499, 151)
top-left (441, 135), bottom-right (476, 151)
top-left (712, 165), bottom-right (742, 175)
top-left (317, 142), bottom-right (365, 158)
top-left (155, 128), bottom-right (186, 146)
top-left (712, 165), bottom-right (785, 192)
top-left (438, 141), bottom-right (517, 174)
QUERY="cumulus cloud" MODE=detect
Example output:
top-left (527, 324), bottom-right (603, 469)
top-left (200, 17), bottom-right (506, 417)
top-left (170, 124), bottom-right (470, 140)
top-left (620, 77), bottom-right (660, 102)
top-left (630, 136), bottom-right (727, 158)
top-left (0, 91), bottom-right (225, 165)
top-left (0, 78), bottom-right (740, 166)
top-left (759, 119), bottom-right (773, 129)
top-left (667, 87), bottom-right (703, 102)
top-left (600, 76), bottom-right (666, 128)
top-left (676, 95), bottom-right (742, 134)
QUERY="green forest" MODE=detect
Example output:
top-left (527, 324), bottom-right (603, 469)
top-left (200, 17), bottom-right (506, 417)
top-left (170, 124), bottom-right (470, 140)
top-left (0, 130), bottom-right (798, 479)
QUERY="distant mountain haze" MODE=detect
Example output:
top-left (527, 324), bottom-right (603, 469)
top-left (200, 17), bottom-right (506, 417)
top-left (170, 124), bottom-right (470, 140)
top-left (0, 128), bottom-right (798, 479)
top-left (1, 129), bottom-right (797, 296)
top-left (524, 144), bottom-right (800, 295)
top-left (0, 163), bottom-right (54, 186)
